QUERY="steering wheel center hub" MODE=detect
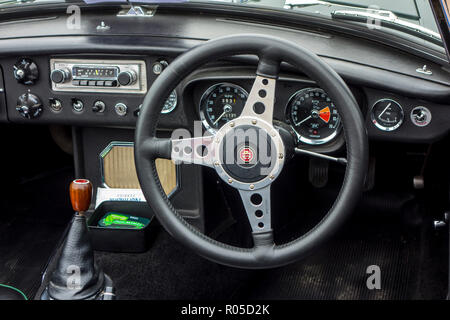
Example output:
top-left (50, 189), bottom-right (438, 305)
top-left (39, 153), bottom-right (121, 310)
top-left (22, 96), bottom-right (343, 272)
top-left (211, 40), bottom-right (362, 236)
top-left (213, 117), bottom-right (285, 190)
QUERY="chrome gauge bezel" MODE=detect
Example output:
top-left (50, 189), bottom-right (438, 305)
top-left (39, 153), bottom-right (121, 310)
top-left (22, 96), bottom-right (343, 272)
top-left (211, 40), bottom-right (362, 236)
top-left (370, 98), bottom-right (404, 132)
top-left (286, 87), bottom-right (342, 146)
top-left (199, 83), bottom-right (249, 134)
top-left (161, 90), bottom-right (177, 114)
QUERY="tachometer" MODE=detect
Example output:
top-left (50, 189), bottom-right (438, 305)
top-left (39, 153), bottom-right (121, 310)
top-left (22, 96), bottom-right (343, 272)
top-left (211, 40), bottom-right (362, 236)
top-left (286, 88), bottom-right (341, 145)
top-left (199, 83), bottom-right (248, 133)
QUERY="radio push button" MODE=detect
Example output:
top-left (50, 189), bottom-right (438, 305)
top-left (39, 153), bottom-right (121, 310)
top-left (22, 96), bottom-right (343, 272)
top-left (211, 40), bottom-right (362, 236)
top-left (104, 80), bottom-right (116, 87)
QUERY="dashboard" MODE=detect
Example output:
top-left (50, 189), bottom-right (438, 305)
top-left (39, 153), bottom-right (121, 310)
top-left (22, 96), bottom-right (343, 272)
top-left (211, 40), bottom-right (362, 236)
top-left (0, 9), bottom-right (450, 150)
top-left (1, 54), bottom-right (449, 150)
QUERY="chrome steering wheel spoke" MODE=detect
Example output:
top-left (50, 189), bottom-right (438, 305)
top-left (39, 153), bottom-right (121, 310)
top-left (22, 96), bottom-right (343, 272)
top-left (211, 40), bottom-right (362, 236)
top-left (171, 135), bottom-right (216, 168)
top-left (240, 75), bottom-right (277, 125)
top-left (220, 62), bottom-right (280, 242)
top-left (238, 185), bottom-right (272, 235)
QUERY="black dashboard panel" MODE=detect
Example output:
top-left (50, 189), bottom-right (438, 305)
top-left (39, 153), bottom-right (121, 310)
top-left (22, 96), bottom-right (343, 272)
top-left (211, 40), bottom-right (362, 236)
top-left (364, 88), bottom-right (450, 143)
top-left (0, 9), bottom-right (448, 85)
top-left (2, 54), bottom-right (190, 129)
top-left (1, 53), bottom-right (450, 145)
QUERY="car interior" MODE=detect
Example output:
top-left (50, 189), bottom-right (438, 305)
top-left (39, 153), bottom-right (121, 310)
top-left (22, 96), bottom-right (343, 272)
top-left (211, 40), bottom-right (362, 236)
top-left (0, 0), bottom-right (450, 301)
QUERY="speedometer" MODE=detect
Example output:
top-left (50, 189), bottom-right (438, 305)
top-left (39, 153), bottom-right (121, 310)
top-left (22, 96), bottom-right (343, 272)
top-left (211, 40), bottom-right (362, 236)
top-left (199, 83), bottom-right (248, 133)
top-left (286, 88), bottom-right (341, 145)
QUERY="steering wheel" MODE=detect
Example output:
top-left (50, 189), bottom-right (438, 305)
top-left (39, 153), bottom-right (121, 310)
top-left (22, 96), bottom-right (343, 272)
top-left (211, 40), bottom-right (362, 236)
top-left (135, 34), bottom-right (368, 269)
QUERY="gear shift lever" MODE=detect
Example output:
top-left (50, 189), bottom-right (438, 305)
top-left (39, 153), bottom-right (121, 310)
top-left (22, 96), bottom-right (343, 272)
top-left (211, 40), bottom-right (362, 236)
top-left (41, 179), bottom-right (114, 300)
top-left (70, 179), bottom-right (93, 214)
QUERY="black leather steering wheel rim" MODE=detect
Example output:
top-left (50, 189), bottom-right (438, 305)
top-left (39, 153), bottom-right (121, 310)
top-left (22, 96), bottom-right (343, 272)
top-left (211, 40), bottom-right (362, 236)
top-left (135, 34), bottom-right (368, 269)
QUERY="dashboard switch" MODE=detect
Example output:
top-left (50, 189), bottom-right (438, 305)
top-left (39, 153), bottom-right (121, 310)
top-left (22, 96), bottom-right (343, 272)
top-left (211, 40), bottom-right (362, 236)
top-left (152, 60), bottom-right (168, 75)
top-left (133, 105), bottom-right (141, 117)
top-left (14, 58), bottom-right (39, 85)
top-left (49, 98), bottom-right (63, 112)
top-left (72, 99), bottom-right (84, 112)
top-left (114, 103), bottom-right (128, 116)
top-left (93, 101), bottom-right (106, 113)
top-left (16, 93), bottom-right (42, 119)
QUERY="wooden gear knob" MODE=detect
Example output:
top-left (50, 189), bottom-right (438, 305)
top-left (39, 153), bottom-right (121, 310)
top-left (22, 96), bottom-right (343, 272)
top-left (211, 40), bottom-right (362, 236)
top-left (69, 179), bottom-right (93, 213)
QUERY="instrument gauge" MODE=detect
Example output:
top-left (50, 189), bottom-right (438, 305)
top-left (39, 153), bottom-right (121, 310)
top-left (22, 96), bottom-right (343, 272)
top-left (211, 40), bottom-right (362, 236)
top-left (371, 99), bottom-right (404, 131)
top-left (161, 90), bottom-right (177, 114)
top-left (199, 83), bottom-right (248, 133)
top-left (286, 88), bottom-right (341, 145)
top-left (410, 106), bottom-right (431, 127)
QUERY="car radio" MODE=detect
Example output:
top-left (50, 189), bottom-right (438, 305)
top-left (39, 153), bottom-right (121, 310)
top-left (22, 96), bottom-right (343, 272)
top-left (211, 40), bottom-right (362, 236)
top-left (49, 59), bottom-right (147, 94)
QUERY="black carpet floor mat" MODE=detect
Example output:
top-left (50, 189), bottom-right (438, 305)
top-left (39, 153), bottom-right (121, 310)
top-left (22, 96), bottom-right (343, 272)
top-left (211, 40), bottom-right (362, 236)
top-left (95, 226), bottom-right (254, 300)
top-left (236, 235), bottom-right (420, 300)
top-left (0, 222), bottom-right (68, 298)
top-left (94, 217), bottom-right (446, 300)
top-left (0, 168), bottom-right (74, 299)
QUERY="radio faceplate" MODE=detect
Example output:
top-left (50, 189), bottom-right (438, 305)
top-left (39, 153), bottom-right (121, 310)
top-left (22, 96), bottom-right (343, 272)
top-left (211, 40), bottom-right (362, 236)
top-left (50, 59), bottom-right (147, 94)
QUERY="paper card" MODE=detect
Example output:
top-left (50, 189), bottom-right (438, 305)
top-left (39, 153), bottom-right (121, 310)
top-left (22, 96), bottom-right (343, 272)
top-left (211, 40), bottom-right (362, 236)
top-left (95, 187), bottom-right (146, 208)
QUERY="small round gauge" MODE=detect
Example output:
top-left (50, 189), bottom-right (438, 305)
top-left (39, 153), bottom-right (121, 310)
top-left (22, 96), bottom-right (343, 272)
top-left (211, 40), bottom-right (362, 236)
top-left (161, 90), bottom-right (177, 114)
top-left (410, 106), bottom-right (431, 127)
top-left (199, 83), bottom-right (248, 133)
top-left (286, 88), bottom-right (341, 145)
top-left (371, 99), bottom-right (404, 131)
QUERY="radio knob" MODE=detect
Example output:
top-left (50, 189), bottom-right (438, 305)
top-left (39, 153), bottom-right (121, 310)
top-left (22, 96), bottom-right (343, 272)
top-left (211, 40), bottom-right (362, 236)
top-left (51, 69), bottom-right (70, 84)
top-left (117, 71), bottom-right (136, 86)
